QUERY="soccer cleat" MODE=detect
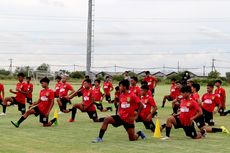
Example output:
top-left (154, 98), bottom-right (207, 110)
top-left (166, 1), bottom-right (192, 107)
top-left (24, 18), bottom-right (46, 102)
top-left (161, 136), bottom-right (170, 140)
top-left (107, 107), bottom-right (113, 112)
top-left (68, 119), bottom-right (75, 122)
top-left (91, 137), bottom-right (103, 143)
top-left (58, 111), bottom-right (63, 115)
top-left (201, 129), bottom-right (207, 138)
top-left (11, 121), bottom-right (19, 128)
top-left (0, 112), bottom-right (6, 116)
top-left (137, 131), bottom-right (146, 140)
top-left (221, 126), bottom-right (229, 134)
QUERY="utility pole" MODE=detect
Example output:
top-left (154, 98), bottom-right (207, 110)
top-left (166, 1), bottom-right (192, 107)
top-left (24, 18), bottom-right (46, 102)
top-left (9, 58), bottom-right (13, 76)
top-left (177, 61), bottom-right (180, 73)
top-left (86, 0), bottom-right (93, 78)
top-left (115, 64), bottom-right (117, 72)
top-left (163, 64), bottom-right (165, 73)
top-left (74, 64), bottom-right (76, 72)
top-left (203, 65), bottom-right (206, 76)
top-left (211, 58), bottom-right (216, 72)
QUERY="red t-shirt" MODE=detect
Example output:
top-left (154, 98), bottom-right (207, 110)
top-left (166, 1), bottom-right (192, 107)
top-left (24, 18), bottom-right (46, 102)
top-left (144, 76), bottom-right (157, 90)
top-left (55, 82), bottom-right (62, 97)
top-left (170, 85), bottom-right (180, 100)
top-left (26, 83), bottom-right (33, 99)
top-left (0, 83), bottom-right (4, 100)
top-left (214, 87), bottom-right (226, 106)
top-left (15, 82), bottom-right (27, 104)
top-left (92, 86), bottom-right (104, 102)
top-left (103, 82), bottom-right (113, 96)
top-left (191, 93), bottom-right (200, 102)
top-left (59, 83), bottom-right (73, 98)
top-left (118, 91), bottom-right (140, 124)
top-left (81, 88), bottom-right (96, 112)
top-left (139, 95), bottom-right (156, 120)
top-left (202, 93), bottom-right (220, 113)
top-left (129, 85), bottom-right (141, 97)
top-left (38, 88), bottom-right (54, 116)
top-left (179, 98), bottom-right (200, 126)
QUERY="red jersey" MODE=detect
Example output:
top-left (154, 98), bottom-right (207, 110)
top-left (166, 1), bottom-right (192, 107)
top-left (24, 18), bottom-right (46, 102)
top-left (103, 81), bottom-right (113, 96)
top-left (170, 85), bottom-right (180, 100)
top-left (179, 98), bottom-right (200, 126)
top-left (15, 82), bottom-right (27, 104)
top-left (81, 88), bottom-right (96, 111)
top-left (191, 93), bottom-right (200, 102)
top-left (139, 95), bottom-right (156, 120)
top-left (202, 93), bottom-right (220, 113)
top-left (118, 91), bottom-right (140, 124)
top-left (147, 90), bottom-right (152, 97)
top-left (38, 88), bottom-right (54, 116)
top-left (59, 83), bottom-right (73, 98)
top-left (92, 86), bottom-right (104, 102)
top-left (26, 83), bottom-right (33, 99)
top-left (214, 87), bottom-right (226, 106)
top-left (55, 82), bottom-right (62, 97)
top-left (129, 85), bottom-right (141, 97)
top-left (0, 83), bottom-right (4, 100)
top-left (144, 76), bottom-right (157, 90)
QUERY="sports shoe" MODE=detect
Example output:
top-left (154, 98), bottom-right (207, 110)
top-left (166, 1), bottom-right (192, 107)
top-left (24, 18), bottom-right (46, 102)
top-left (107, 107), bottom-right (113, 112)
top-left (137, 131), bottom-right (146, 140)
top-left (221, 126), bottom-right (229, 134)
top-left (201, 129), bottom-right (207, 138)
top-left (92, 137), bottom-right (103, 143)
top-left (11, 121), bottom-right (19, 128)
top-left (68, 119), bottom-right (75, 122)
top-left (161, 136), bottom-right (170, 140)
top-left (58, 111), bottom-right (63, 115)
top-left (0, 112), bottom-right (6, 116)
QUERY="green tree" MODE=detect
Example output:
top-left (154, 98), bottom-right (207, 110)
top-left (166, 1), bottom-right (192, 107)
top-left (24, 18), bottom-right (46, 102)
top-left (208, 70), bottom-right (220, 79)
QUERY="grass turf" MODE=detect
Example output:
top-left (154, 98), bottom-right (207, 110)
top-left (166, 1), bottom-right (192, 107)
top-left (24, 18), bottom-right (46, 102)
top-left (0, 81), bottom-right (230, 153)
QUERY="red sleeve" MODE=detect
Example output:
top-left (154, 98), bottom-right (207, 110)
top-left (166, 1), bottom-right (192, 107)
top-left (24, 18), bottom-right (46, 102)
top-left (149, 97), bottom-right (156, 107)
top-left (110, 82), bottom-right (113, 88)
top-left (49, 90), bottom-right (55, 101)
top-left (193, 101), bottom-right (200, 111)
top-left (201, 95), bottom-right (205, 102)
top-left (222, 88), bottom-right (226, 97)
top-left (132, 94), bottom-right (140, 104)
top-left (67, 84), bottom-right (73, 91)
top-left (214, 95), bottom-right (221, 105)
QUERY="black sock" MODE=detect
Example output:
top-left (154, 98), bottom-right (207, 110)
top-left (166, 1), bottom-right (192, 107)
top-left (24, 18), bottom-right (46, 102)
top-left (149, 121), bottom-right (155, 132)
top-left (17, 116), bottom-right (26, 125)
top-left (98, 117), bottom-right (105, 122)
top-left (99, 129), bottom-right (106, 139)
top-left (106, 107), bottom-right (112, 111)
top-left (161, 124), bottom-right (166, 129)
top-left (59, 105), bottom-right (63, 112)
top-left (212, 128), bottom-right (222, 133)
top-left (50, 118), bottom-right (57, 124)
top-left (3, 105), bottom-right (6, 113)
top-left (71, 107), bottom-right (77, 120)
top-left (166, 127), bottom-right (171, 137)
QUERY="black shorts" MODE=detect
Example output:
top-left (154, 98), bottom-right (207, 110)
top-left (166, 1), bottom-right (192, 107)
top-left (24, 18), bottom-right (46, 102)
top-left (87, 111), bottom-right (98, 120)
top-left (94, 102), bottom-right (104, 111)
top-left (11, 97), bottom-right (26, 112)
top-left (166, 95), bottom-right (174, 101)
top-left (60, 98), bottom-right (71, 110)
top-left (151, 89), bottom-right (155, 96)
top-left (111, 115), bottom-right (135, 131)
top-left (202, 108), bottom-right (214, 126)
top-left (136, 116), bottom-right (155, 130)
top-left (173, 115), bottom-right (183, 129)
top-left (26, 98), bottom-right (32, 104)
top-left (0, 99), bottom-right (2, 105)
top-left (105, 95), bottom-right (111, 102)
top-left (182, 123), bottom-right (198, 139)
top-left (33, 106), bottom-right (49, 124)
top-left (194, 115), bottom-right (206, 129)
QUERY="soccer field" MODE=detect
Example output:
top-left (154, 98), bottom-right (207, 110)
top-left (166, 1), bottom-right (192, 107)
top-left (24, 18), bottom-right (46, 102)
top-left (0, 81), bottom-right (230, 153)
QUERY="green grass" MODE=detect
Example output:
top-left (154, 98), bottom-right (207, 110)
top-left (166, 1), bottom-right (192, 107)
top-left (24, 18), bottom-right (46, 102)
top-left (0, 81), bottom-right (230, 153)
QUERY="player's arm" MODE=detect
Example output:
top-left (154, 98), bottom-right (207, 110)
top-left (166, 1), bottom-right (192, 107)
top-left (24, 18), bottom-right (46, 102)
top-left (136, 101), bottom-right (144, 119)
top-left (190, 105), bottom-right (202, 124)
top-left (28, 85), bottom-right (33, 94)
top-left (1, 86), bottom-right (4, 99)
top-left (29, 99), bottom-right (41, 109)
top-left (46, 99), bottom-right (54, 116)
top-left (100, 88), bottom-right (105, 102)
top-left (222, 90), bottom-right (226, 109)
top-left (110, 83), bottom-right (114, 92)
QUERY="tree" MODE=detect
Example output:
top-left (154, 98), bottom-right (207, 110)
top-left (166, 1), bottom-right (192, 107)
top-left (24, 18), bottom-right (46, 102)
top-left (208, 70), bottom-right (220, 79)
top-left (226, 72), bottom-right (230, 83)
top-left (37, 63), bottom-right (50, 72)
top-left (0, 69), bottom-right (10, 76)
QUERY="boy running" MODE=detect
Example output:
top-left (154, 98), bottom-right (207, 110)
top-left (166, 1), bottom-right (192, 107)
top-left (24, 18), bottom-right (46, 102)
top-left (0, 83), bottom-right (4, 105)
top-left (103, 76), bottom-right (114, 103)
top-left (143, 71), bottom-right (158, 96)
top-left (214, 80), bottom-right (226, 116)
top-left (129, 76), bottom-right (141, 98)
top-left (11, 77), bottom-right (57, 128)
top-left (26, 77), bottom-right (33, 105)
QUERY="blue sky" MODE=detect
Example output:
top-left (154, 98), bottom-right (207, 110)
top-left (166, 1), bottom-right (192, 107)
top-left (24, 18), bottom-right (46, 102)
top-left (0, 0), bottom-right (230, 75)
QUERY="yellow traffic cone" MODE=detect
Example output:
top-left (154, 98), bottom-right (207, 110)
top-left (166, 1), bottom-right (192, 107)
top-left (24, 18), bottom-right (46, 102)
top-left (153, 118), bottom-right (162, 138)
top-left (53, 109), bottom-right (58, 126)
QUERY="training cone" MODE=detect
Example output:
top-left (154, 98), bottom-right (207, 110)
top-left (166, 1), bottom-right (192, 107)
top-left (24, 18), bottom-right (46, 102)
top-left (53, 109), bottom-right (58, 126)
top-left (153, 118), bottom-right (161, 138)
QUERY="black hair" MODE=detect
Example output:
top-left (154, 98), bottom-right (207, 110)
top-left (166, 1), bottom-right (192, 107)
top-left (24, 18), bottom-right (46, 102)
top-left (141, 85), bottom-right (149, 90)
top-left (85, 75), bottom-right (90, 79)
top-left (26, 76), bottom-right (31, 80)
top-left (171, 78), bottom-right (176, 81)
top-left (17, 72), bottom-right (25, 77)
top-left (115, 86), bottom-right (119, 91)
top-left (192, 83), bottom-right (200, 92)
top-left (131, 76), bottom-right (138, 82)
top-left (215, 80), bottom-right (222, 85)
top-left (94, 79), bottom-right (101, 84)
top-left (119, 79), bottom-right (130, 90)
top-left (145, 71), bottom-right (150, 75)
top-left (207, 83), bottom-right (214, 88)
top-left (141, 81), bottom-right (148, 86)
top-left (180, 86), bottom-right (192, 93)
top-left (176, 81), bottom-right (181, 84)
top-left (105, 76), bottom-right (110, 79)
top-left (55, 76), bottom-right (61, 80)
top-left (84, 79), bottom-right (92, 84)
top-left (40, 77), bottom-right (50, 84)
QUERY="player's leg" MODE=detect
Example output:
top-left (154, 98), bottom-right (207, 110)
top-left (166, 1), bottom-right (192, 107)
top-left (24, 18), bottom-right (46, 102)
top-left (183, 123), bottom-right (206, 139)
top-left (87, 111), bottom-right (104, 122)
top-left (143, 120), bottom-right (155, 132)
top-left (11, 108), bottom-right (36, 128)
top-left (0, 97), bottom-right (14, 115)
top-left (68, 103), bottom-right (84, 122)
top-left (163, 115), bottom-right (178, 139)
top-left (18, 103), bottom-right (26, 115)
top-left (42, 115), bottom-right (57, 127)
top-left (162, 95), bottom-right (170, 108)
